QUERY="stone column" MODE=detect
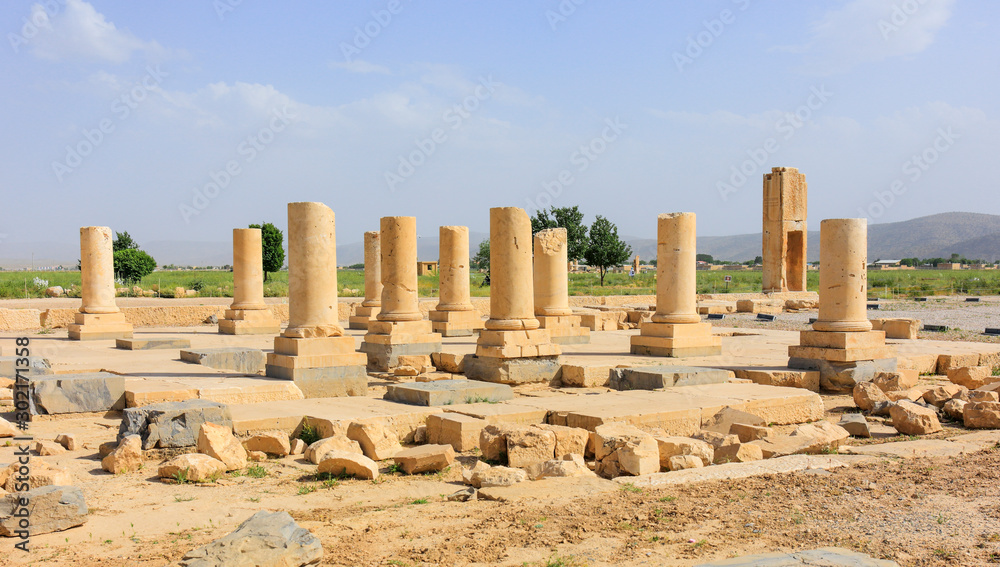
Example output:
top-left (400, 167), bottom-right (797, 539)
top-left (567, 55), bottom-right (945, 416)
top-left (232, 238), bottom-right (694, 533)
top-left (813, 219), bottom-right (872, 333)
top-left (68, 226), bottom-right (133, 340)
top-left (361, 216), bottom-right (442, 371)
top-left (377, 216), bottom-right (422, 322)
top-left (266, 202), bottom-right (368, 397)
top-left (651, 213), bottom-right (700, 324)
top-left (630, 212), bottom-right (720, 357)
top-left (533, 228), bottom-right (589, 344)
top-left (219, 228), bottom-right (280, 335)
top-left (468, 207), bottom-right (561, 385)
top-left (429, 226), bottom-right (483, 337)
top-left (79, 227), bottom-right (118, 314)
top-left (485, 207), bottom-right (538, 331)
top-left (349, 231), bottom-right (382, 330)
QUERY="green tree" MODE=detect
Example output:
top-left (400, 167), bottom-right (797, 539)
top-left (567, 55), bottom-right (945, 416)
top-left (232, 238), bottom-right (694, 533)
top-left (113, 231), bottom-right (139, 252)
top-left (696, 253), bottom-right (714, 264)
top-left (113, 249), bottom-right (156, 284)
top-left (531, 206), bottom-right (589, 262)
top-left (249, 223), bottom-right (285, 281)
top-left (472, 239), bottom-right (490, 272)
top-left (583, 216), bottom-right (632, 286)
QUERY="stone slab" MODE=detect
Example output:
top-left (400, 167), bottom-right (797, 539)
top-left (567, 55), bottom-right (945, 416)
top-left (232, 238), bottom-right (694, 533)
top-left (619, 454), bottom-right (852, 488)
top-left (120, 399), bottom-right (233, 450)
top-left (384, 379), bottom-right (513, 406)
top-left (839, 439), bottom-right (983, 459)
top-left (180, 348), bottom-right (266, 374)
top-left (0, 356), bottom-right (51, 378)
top-left (441, 402), bottom-right (549, 425)
top-left (30, 372), bottom-right (126, 415)
top-left (359, 340), bottom-right (443, 372)
top-left (478, 475), bottom-right (616, 503)
top-left (264, 364), bottom-right (368, 398)
top-left (464, 355), bottom-right (562, 385)
top-left (730, 367), bottom-right (820, 392)
top-left (116, 338), bottom-right (191, 350)
top-left (695, 547), bottom-right (899, 566)
top-left (609, 365), bottom-right (730, 391)
top-left (788, 345), bottom-right (896, 363)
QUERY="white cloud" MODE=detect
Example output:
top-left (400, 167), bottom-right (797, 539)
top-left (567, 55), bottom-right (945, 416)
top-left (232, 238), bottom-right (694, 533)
top-left (776, 0), bottom-right (956, 74)
top-left (328, 60), bottom-right (392, 75)
top-left (30, 0), bottom-right (165, 63)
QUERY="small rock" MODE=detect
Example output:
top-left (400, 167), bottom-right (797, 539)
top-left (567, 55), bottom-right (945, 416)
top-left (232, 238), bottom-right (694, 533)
top-left (969, 390), bottom-right (1000, 403)
top-left (447, 487), bottom-right (477, 502)
top-left (0, 417), bottom-right (18, 438)
top-left (98, 441), bottom-right (118, 457)
top-left (655, 436), bottom-right (714, 468)
top-left (248, 451), bottom-right (267, 462)
top-left (872, 370), bottom-right (917, 392)
top-left (3, 460), bottom-right (73, 492)
top-left (197, 422), bottom-right (248, 471)
top-left (948, 366), bottom-right (998, 390)
top-left (36, 440), bottom-right (67, 456)
top-left (891, 401), bottom-right (943, 435)
top-left (102, 434), bottom-right (143, 474)
top-left (885, 387), bottom-right (926, 402)
top-left (173, 510), bottom-right (322, 567)
top-left (713, 443), bottom-right (763, 464)
top-left (159, 453), bottom-right (227, 482)
top-left (397, 355), bottom-right (433, 374)
top-left (531, 455), bottom-right (595, 480)
top-left (943, 399), bottom-right (967, 421)
top-left (290, 438), bottom-right (306, 456)
top-left (963, 401), bottom-right (1000, 429)
top-left (243, 431), bottom-right (291, 457)
top-left (0, 485), bottom-right (87, 536)
top-left (472, 466), bottom-right (527, 487)
top-left (923, 384), bottom-right (966, 408)
top-left (463, 461), bottom-right (491, 487)
top-left (729, 423), bottom-right (772, 443)
top-left (317, 450), bottom-right (379, 480)
top-left (347, 422), bottom-right (402, 461)
top-left (54, 433), bottom-right (78, 451)
top-left (393, 365), bottom-right (419, 377)
top-left (506, 428), bottom-right (556, 469)
top-left (305, 437), bottom-right (363, 465)
top-left (392, 444), bottom-right (456, 474)
top-left (44, 286), bottom-right (64, 298)
top-left (668, 455), bottom-right (704, 471)
top-left (838, 414), bottom-right (871, 438)
top-left (853, 382), bottom-right (889, 411)
top-left (593, 423), bottom-right (659, 477)
top-left (692, 430), bottom-right (741, 450)
top-left (413, 425), bottom-right (427, 444)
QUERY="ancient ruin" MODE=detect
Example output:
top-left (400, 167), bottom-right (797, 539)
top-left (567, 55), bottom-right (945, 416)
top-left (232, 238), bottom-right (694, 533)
top-left (533, 228), bottom-right (589, 344)
top-left (428, 225), bottom-right (484, 337)
top-left (218, 228), bottom-right (280, 335)
top-left (348, 231), bottom-right (382, 330)
top-left (762, 167), bottom-right (808, 293)
top-left (68, 226), bottom-right (133, 340)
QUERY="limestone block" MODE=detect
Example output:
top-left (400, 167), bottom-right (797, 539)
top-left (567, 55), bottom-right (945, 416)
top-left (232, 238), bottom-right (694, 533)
top-left (560, 364), bottom-right (612, 387)
top-left (593, 423), bottom-right (659, 477)
top-left (943, 399), bottom-right (967, 421)
top-left (655, 436), bottom-right (714, 468)
top-left (611, 365), bottom-right (729, 390)
top-left (30, 372), bottom-right (125, 415)
top-left (668, 455), bottom-right (704, 471)
top-left (172, 510), bottom-right (322, 567)
top-left (347, 421), bottom-right (402, 461)
top-left (838, 413), bottom-right (871, 438)
top-left (101, 434), bottom-right (143, 474)
top-left (886, 387), bottom-right (927, 402)
top-left (120, 400), bottom-right (233, 450)
top-left (506, 428), bottom-right (556, 468)
top-left (713, 443), bottom-right (763, 464)
top-left (534, 424), bottom-right (589, 458)
top-left (882, 319), bottom-right (920, 339)
top-left (319, 451), bottom-right (380, 479)
top-left (693, 430), bottom-right (740, 450)
top-left (158, 454), bottom-right (227, 482)
top-left (472, 465), bottom-right (527, 488)
top-left (872, 370), bottom-right (918, 392)
top-left (531, 455), bottom-right (595, 480)
top-left (937, 353), bottom-right (981, 374)
top-left (922, 384), bottom-right (966, 407)
top-left (703, 407), bottom-right (765, 434)
top-left (431, 352), bottom-right (469, 374)
top-left (948, 366), bottom-right (999, 390)
top-left (384, 379), bottom-right (513, 406)
top-left (35, 441), bottom-right (66, 456)
top-left (426, 413), bottom-right (487, 452)
top-left (729, 423), bottom-right (772, 443)
top-left (853, 382), bottom-right (889, 411)
top-left (4, 460), bottom-right (72, 492)
top-left (789, 421), bottom-right (849, 453)
top-left (462, 461), bottom-right (490, 486)
top-left (963, 401), bottom-right (1000, 429)
top-left (479, 424), bottom-right (517, 462)
top-left (890, 401), bottom-right (943, 435)
top-left (305, 436), bottom-right (363, 464)
top-left (197, 422), bottom-right (247, 471)
top-left (115, 338), bottom-right (191, 350)
top-left (54, 433), bottom-right (78, 451)
top-left (180, 348), bottom-right (266, 374)
top-left (0, 485), bottom-right (87, 537)
top-left (392, 444), bottom-right (456, 474)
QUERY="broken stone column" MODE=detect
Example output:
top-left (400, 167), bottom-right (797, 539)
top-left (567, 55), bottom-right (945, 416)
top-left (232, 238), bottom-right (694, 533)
top-left (466, 207), bottom-right (561, 384)
top-left (264, 203), bottom-right (367, 397)
top-left (360, 217), bottom-right (442, 371)
top-left (762, 167), bottom-right (808, 293)
top-left (630, 213), bottom-right (721, 357)
top-left (348, 231), bottom-right (382, 330)
top-left (68, 226), bottom-right (133, 340)
top-left (429, 226), bottom-right (483, 337)
top-left (219, 228), bottom-right (280, 335)
top-left (789, 218), bottom-right (896, 391)
top-left (533, 228), bottom-right (589, 344)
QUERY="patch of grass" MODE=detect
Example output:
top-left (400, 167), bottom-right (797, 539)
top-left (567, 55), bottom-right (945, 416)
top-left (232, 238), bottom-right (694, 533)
top-left (410, 498), bottom-right (428, 505)
top-left (993, 367), bottom-right (1000, 377)
top-left (297, 486), bottom-right (316, 496)
top-left (36, 327), bottom-right (54, 335)
top-left (620, 482), bottom-right (642, 494)
top-left (693, 539), bottom-right (708, 548)
top-left (387, 463), bottom-right (404, 474)
top-left (658, 495), bottom-right (676, 502)
top-left (172, 468), bottom-right (190, 485)
top-left (173, 494), bottom-right (195, 503)
top-left (247, 496), bottom-right (261, 503)
top-left (246, 464), bottom-right (268, 478)
top-left (936, 514), bottom-right (948, 525)
top-left (539, 554), bottom-right (583, 567)
top-left (298, 419), bottom-right (321, 445)
top-left (464, 395), bottom-right (499, 404)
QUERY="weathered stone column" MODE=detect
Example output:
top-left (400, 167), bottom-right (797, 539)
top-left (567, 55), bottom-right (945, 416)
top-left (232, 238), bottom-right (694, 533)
top-left (485, 207), bottom-right (538, 331)
top-left (429, 226), bottom-right (483, 336)
top-left (349, 231), bottom-right (382, 330)
top-left (68, 226), bottom-right (133, 340)
top-left (813, 219), bottom-right (871, 332)
top-left (788, 218), bottom-right (895, 392)
top-left (361, 216), bottom-right (442, 371)
top-left (652, 213), bottom-right (700, 325)
top-left (631, 213), bottom-right (720, 357)
top-left (219, 228), bottom-right (280, 335)
top-left (468, 207), bottom-right (561, 385)
top-left (533, 228), bottom-right (589, 344)
top-left (265, 202), bottom-right (367, 397)
top-left (762, 167), bottom-right (808, 293)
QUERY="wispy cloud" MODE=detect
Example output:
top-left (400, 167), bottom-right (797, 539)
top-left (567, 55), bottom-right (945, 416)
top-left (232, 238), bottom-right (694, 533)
top-left (30, 0), bottom-right (166, 63)
top-left (328, 59), bottom-right (392, 75)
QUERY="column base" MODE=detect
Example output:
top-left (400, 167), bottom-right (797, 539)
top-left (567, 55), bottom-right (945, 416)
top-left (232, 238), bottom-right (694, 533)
top-left (68, 312), bottom-right (133, 341)
top-left (429, 309), bottom-right (484, 337)
top-left (265, 336), bottom-right (368, 398)
top-left (464, 355), bottom-right (562, 385)
top-left (474, 329), bottom-right (561, 359)
top-left (788, 330), bottom-right (896, 363)
top-left (629, 322), bottom-right (721, 357)
top-left (536, 315), bottom-right (590, 345)
top-left (218, 309), bottom-right (281, 335)
top-left (348, 305), bottom-right (380, 330)
top-left (789, 356), bottom-right (898, 393)
top-left (360, 320), bottom-right (442, 371)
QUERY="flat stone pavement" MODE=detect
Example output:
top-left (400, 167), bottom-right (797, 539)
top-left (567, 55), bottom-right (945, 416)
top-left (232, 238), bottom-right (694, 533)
top-left (695, 547), bottom-right (899, 566)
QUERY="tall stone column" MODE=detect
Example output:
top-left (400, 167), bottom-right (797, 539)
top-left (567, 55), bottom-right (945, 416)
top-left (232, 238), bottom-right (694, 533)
top-left (533, 228), bottom-right (589, 344)
top-left (219, 228), bottom-right (280, 335)
top-left (429, 225), bottom-right (483, 336)
top-left (468, 207), bottom-right (561, 385)
top-left (630, 213), bottom-right (720, 357)
top-left (789, 218), bottom-right (895, 392)
top-left (762, 167), bottom-right (808, 293)
top-left (349, 231), bottom-right (382, 330)
top-left (265, 202), bottom-right (367, 397)
top-left (68, 226), bottom-right (133, 340)
top-left (361, 216), bottom-right (441, 371)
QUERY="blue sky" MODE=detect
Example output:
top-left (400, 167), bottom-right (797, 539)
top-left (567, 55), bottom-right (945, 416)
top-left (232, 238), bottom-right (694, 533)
top-left (1, 0), bottom-right (997, 248)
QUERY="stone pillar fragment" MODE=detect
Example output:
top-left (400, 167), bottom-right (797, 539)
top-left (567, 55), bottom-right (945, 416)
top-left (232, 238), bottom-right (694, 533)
top-left (219, 228), bottom-right (280, 335)
top-left (265, 202), bottom-right (367, 397)
top-left (360, 217), bottom-right (442, 371)
top-left (630, 213), bottom-right (720, 357)
top-left (788, 219), bottom-right (895, 392)
top-left (429, 226), bottom-right (483, 337)
top-left (467, 208), bottom-right (561, 385)
top-left (349, 231), bottom-right (382, 330)
top-left (762, 167), bottom-right (808, 293)
top-left (533, 228), bottom-right (588, 344)
top-left (68, 226), bottom-right (133, 340)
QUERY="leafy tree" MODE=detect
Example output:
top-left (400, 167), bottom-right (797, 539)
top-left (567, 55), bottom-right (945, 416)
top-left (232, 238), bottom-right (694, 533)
top-left (113, 249), bottom-right (156, 284)
top-left (531, 206), bottom-right (589, 262)
top-left (249, 223), bottom-right (285, 281)
top-left (113, 231), bottom-right (139, 252)
top-left (696, 253), bottom-right (714, 263)
top-left (472, 239), bottom-right (490, 272)
top-left (583, 216), bottom-right (632, 286)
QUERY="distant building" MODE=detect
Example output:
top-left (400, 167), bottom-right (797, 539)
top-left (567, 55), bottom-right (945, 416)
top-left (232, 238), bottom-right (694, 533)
top-left (417, 261), bottom-right (438, 276)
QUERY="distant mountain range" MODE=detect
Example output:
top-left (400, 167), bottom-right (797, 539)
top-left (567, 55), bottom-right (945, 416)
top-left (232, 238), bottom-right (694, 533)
top-left (1, 212), bottom-right (997, 269)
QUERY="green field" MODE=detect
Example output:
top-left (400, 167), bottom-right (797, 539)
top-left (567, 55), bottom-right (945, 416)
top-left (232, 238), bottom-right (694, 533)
top-left (1, 269), bottom-right (998, 300)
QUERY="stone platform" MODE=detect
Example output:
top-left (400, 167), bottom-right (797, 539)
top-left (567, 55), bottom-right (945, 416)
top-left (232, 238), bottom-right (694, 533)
top-left (694, 547), bottom-right (898, 566)
top-left (116, 338), bottom-right (191, 350)
top-left (123, 375), bottom-right (305, 407)
top-left (609, 365), bottom-right (730, 390)
top-left (384, 379), bottom-right (514, 406)
top-left (180, 347), bottom-right (266, 374)
top-left (30, 372), bottom-right (126, 416)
